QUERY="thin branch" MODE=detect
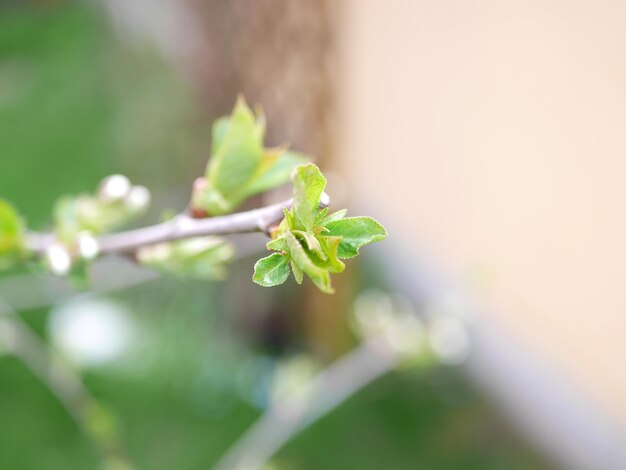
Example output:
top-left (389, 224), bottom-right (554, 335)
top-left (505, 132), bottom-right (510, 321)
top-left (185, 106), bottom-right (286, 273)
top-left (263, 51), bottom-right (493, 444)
top-left (0, 297), bottom-right (134, 469)
top-left (26, 196), bottom-right (328, 256)
top-left (213, 337), bottom-right (397, 470)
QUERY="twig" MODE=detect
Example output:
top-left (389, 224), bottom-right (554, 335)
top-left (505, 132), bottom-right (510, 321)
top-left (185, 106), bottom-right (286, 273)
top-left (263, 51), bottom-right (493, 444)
top-left (25, 196), bottom-right (327, 256)
top-left (0, 297), bottom-right (134, 469)
top-left (213, 337), bottom-right (397, 470)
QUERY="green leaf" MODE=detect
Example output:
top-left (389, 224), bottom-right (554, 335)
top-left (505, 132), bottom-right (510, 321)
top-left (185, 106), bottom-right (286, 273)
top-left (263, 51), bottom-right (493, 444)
top-left (292, 163), bottom-right (326, 231)
top-left (0, 199), bottom-right (24, 269)
top-left (282, 208), bottom-right (297, 231)
top-left (205, 97), bottom-right (264, 212)
top-left (317, 235), bottom-right (345, 273)
top-left (200, 98), bottom-right (311, 215)
top-left (245, 150), bottom-right (307, 196)
top-left (253, 253), bottom-right (291, 287)
top-left (324, 217), bottom-right (387, 259)
top-left (212, 105), bottom-right (265, 160)
top-left (319, 209), bottom-right (347, 226)
top-left (211, 117), bottom-right (230, 155)
top-left (292, 229), bottom-right (326, 260)
top-left (314, 207), bottom-right (329, 224)
top-left (266, 236), bottom-right (287, 252)
top-left (284, 230), bottom-right (332, 294)
top-left (0, 200), bottom-right (22, 248)
top-left (290, 259), bottom-right (304, 284)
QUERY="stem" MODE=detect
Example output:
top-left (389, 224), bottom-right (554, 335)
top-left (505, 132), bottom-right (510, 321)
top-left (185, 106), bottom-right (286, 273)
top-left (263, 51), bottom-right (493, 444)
top-left (26, 196), bottom-right (328, 256)
top-left (0, 297), bottom-right (134, 469)
top-left (213, 337), bottom-right (397, 470)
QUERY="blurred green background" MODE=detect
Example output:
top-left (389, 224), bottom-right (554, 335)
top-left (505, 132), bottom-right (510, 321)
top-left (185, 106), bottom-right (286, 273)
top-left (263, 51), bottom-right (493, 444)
top-left (0, 2), bottom-right (550, 469)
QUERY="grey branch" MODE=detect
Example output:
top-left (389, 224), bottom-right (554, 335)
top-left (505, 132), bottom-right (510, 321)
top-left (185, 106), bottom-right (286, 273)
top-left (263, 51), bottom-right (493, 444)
top-left (0, 296), bottom-right (133, 468)
top-left (213, 337), bottom-right (397, 470)
top-left (26, 195), bottom-right (329, 256)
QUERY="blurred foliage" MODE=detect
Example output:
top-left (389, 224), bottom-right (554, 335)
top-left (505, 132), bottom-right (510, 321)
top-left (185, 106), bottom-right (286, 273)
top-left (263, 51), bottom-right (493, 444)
top-left (0, 199), bottom-right (24, 268)
top-left (53, 175), bottom-right (149, 244)
top-left (0, 2), bottom-right (551, 469)
top-left (193, 97), bottom-right (305, 216)
top-left (0, 1), bottom-right (113, 227)
top-left (137, 237), bottom-right (235, 281)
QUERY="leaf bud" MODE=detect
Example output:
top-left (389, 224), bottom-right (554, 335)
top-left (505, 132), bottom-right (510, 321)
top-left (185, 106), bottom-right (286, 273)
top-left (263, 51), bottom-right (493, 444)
top-left (98, 175), bottom-right (131, 202)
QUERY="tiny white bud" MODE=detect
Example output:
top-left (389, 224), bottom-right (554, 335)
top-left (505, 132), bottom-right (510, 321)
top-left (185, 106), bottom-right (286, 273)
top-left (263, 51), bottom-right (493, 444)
top-left (99, 174), bottom-right (131, 201)
top-left (46, 244), bottom-right (72, 276)
top-left (192, 177), bottom-right (208, 193)
top-left (319, 192), bottom-right (330, 207)
top-left (77, 232), bottom-right (100, 260)
top-left (126, 185), bottom-right (151, 212)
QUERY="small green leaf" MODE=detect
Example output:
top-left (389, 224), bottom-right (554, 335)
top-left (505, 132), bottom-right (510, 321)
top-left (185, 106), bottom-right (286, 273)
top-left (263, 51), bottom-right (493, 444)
top-left (314, 207), bottom-right (329, 224)
top-left (200, 98), bottom-right (310, 215)
top-left (292, 230), bottom-right (326, 260)
top-left (324, 217), bottom-right (387, 259)
top-left (211, 117), bottom-right (230, 155)
top-left (317, 235), bottom-right (345, 273)
top-left (284, 230), bottom-right (332, 293)
top-left (281, 208), bottom-right (297, 232)
top-left (253, 253), bottom-right (291, 287)
top-left (319, 209), bottom-right (347, 226)
top-left (211, 101), bottom-right (264, 157)
top-left (266, 236), bottom-right (287, 252)
top-left (292, 163), bottom-right (326, 231)
top-left (0, 200), bottom-right (22, 249)
top-left (0, 199), bottom-right (24, 269)
top-left (290, 259), bottom-right (304, 284)
top-left (205, 98), bottom-right (264, 213)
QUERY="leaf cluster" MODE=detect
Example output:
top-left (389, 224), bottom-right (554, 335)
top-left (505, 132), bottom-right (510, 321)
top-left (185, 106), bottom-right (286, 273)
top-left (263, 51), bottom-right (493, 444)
top-left (192, 97), bottom-right (306, 215)
top-left (54, 175), bottom-right (149, 245)
top-left (253, 164), bottom-right (387, 294)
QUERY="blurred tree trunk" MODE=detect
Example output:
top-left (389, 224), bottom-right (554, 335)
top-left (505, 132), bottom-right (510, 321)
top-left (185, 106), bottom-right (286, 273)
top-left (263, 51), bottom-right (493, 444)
top-left (103, 0), bottom-right (350, 359)
top-left (189, 0), bottom-right (351, 359)
top-left (190, 0), bottom-right (334, 158)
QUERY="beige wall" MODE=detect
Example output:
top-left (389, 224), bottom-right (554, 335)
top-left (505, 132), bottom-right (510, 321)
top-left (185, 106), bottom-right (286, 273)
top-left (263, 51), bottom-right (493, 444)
top-left (337, 0), bottom-right (626, 428)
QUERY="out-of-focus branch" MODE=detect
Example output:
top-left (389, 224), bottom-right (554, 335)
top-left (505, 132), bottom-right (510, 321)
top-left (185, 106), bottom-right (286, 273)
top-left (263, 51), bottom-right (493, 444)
top-left (0, 297), bottom-right (133, 470)
top-left (213, 337), bottom-right (397, 470)
top-left (25, 196), bottom-right (328, 257)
